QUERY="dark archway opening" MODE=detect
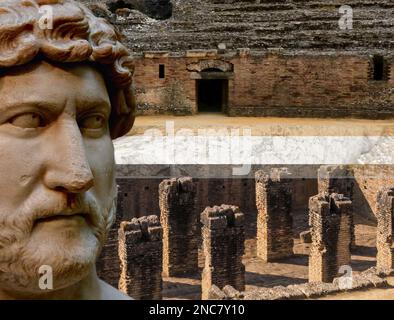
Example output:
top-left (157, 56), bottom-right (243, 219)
top-left (197, 69), bottom-right (228, 113)
top-left (372, 55), bottom-right (387, 81)
top-left (107, 0), bottom-right (133, 12)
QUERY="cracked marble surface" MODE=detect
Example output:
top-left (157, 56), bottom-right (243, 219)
top-left (114, 135), bottom-right (393, 165)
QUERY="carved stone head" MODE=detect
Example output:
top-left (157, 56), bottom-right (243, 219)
top-left (0, 0), bottom-right (135, 299)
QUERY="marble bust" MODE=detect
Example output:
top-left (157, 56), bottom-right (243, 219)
top-left (0, 0), bottom-right (135, 299)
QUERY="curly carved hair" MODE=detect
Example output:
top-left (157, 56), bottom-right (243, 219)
top-left (0, 0), bottom-right (135, 139)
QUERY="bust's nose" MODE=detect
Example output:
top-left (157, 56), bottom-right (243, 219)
top-left (43, 116), bottom-right (94, 194)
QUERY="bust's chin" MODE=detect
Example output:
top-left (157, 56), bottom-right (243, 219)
top-left (0, 223), bottom-right (101, 296)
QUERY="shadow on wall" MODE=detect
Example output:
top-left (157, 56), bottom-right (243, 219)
top-left (115, 165), bottom-right (380, 240)
top-left (352, 180), bottom-right (376, 225)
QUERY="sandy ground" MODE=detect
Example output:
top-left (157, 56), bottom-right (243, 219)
top-left (318, 278), bottom-right (394, 300)
top-left (162, 212), bottom-right (394, 300)
top-left (129, 114), bottom-right (394, 137)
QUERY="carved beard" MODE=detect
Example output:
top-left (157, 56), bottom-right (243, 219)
top-left (0, 190), bottom-right (116, 296)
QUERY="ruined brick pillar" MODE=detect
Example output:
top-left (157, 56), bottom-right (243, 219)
top-left (255, 168), bottom-right (293, 262)
top-left (118, 215), bottom-right (163, 300)
top-left (201, 205), bottom-right (245, 300)
top-left (159, 177), bottom-right (198, 277)
top-left (376, 187), bottom-right (394, 274)
top-left (317, 165), bottom-right (354, 198)
top-left (318, 165), bottom-right (355, 247)
top-left (309, 193), bottom-right (352, 283)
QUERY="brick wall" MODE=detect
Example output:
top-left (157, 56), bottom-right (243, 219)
top-left (132, 52), bottom-right (394, 118)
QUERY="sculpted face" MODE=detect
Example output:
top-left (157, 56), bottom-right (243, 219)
top-left (0, 60), bottom-right (117, 296)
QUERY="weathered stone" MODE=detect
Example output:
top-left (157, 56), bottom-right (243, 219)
top-left (255, 168), bottom-right (294, 262)
top-left (223, 285), bottom-right (244, 300)
top-left (106, 0), bottom-right (172, 20)
top-left (201, 205), bottom-right (245, 300)
top-left (159, 177), bottom-right (199, 277)
top-left (300, 230), bottom-right (312, 244)
top-left (208, 285), bottom-right (227, 300)
top-left (318, 165), bottom-right (355, 247)
top-left (118, 216), bottom-right (163, 300)
top-left (376, 187), bottom-right (394, 274)
top-left (81, 0), bottom-right (394, 118)
top-left (309, 193), bottom-right (353, 283)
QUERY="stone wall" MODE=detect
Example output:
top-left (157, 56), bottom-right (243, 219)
top-left (118, 215), bottom-right (163, 300)
top-left (376, 187), bottom-right (394, 274)
top-left (353, 165), bottom-right (394, 220)
top-left (209, 268), bottom-right (388, 300)
top-left (159, 177), bottom-right (199, 276)
top-left (318, 165), bottom-right (354, 199)
top-left (115, 164), bottom-right (318, 239)
top-left (131, 53), bottom-right (394, 118)
top-left (81, 0), bottom-right (394, 117)
top-left (309, 193), bottom-right (353, 283)
top-left (255, 168), bottom-right (294, 262)
top-left (201, 205), bottom-right (245, 300)
top-left (82, 0), bottom-right (394, 53)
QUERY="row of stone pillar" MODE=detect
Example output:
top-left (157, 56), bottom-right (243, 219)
top-left (116, 169), bottom-right (394, 299)
top-left (116, 175), bottom-right (246, 299)
top-left (256, 166), bottom-right (355, 284)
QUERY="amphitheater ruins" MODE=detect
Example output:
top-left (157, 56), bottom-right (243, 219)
top-left (82, 0), bottom-right (394, 299)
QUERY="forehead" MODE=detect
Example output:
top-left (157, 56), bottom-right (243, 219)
top-left (0, 60), bottom-right (110, 111)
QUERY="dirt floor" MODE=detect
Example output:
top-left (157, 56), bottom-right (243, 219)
top-left (129, 114), bottom-right (394, 137)
top-left (162, 211), bottom-right (394, 300)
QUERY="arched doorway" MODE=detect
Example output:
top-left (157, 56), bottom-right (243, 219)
top-left (196, 68), bottom-right (229, 113)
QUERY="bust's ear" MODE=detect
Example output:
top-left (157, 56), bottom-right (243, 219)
top-left (109, 87), bottom-right (136, 139)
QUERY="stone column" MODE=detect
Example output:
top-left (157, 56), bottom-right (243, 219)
top-left (376, 187), bottom-right (394, 274)
top-left (118, 215), bottom-right (163, 300)
top-left (201, 205), bottom-right (245, 300)
top-left (318, 165), bottom-right (355, 247)
top-left (309, 193), bottom-right (352, 283)
top-left (159, 177), bottom-right (198, 277)
top-left (255, 168), bottom-right (293, 262)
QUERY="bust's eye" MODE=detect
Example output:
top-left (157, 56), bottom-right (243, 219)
top-left (9, 113), bottom-right (45, 128)
top-left (79, 114), bottom-right (106, 130)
